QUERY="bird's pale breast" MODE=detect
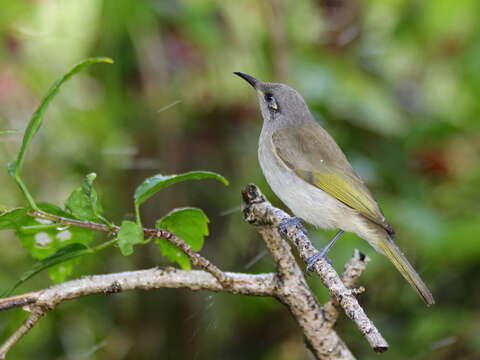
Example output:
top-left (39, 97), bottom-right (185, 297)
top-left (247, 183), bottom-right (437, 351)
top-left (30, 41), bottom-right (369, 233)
top-left (258, 129), bottom-right (342, 228)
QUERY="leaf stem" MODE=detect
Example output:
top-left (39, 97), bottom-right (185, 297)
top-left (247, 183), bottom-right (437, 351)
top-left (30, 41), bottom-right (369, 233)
top-left (8, 58), bottom-right (113, 214)
top-left (13, 176), bottom-right (38, 210)
top-left (19, 224), bottom-right (61, 232)
top-left (134, 203), bottom-right (142, 227)
top-left (89, 238), bottom-right (118, 254)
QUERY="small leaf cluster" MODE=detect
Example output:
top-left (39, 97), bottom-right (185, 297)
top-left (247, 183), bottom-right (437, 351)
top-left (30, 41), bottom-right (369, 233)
top-left (0, 58), bottom-right (228, 294)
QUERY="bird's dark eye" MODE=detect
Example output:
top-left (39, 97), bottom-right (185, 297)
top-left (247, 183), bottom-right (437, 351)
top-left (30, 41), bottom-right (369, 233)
top-left (264, 93), bottom-right (279, 111)
top-left (264, 94), bottom-right (274, 102)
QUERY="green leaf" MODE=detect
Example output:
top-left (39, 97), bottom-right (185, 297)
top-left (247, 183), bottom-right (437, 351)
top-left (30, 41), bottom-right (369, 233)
top-left (156, 208), bottom-right (209, 250)
top-left (8, 57), bottom-right (113, 210)
top-left (0, 204), bottom-right (97, 287)
top-left (0, 208), bottom-right (29, 230)
top-left (156, 240), bottom-right (191, 270)
top-left (65, 173), bottom-right (104, 221)
top-left (9, 57), bottom-right (113, 177)
top-left (117, 220), bottom-right (144, 256)
top-left (82, 173), bottom-right (103, 215)
top-left (4, 243), bottom-right (89, 296)
top-left (134, 171), bottom-right (228, 207)
top-left (48, 259), bottom-right (79, 283)
top-left (0, 203), bottom-right (94, 284)
top-left (15, 203), bottom-right (94, 261)
top-left (65, 188), bottom-right (96, 220)
top-left (155, 207), bottom-right (209, 269)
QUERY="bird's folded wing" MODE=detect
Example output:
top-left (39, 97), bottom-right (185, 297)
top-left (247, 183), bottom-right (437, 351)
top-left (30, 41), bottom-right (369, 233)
top-left (271, 124), bottom-right (394, 234)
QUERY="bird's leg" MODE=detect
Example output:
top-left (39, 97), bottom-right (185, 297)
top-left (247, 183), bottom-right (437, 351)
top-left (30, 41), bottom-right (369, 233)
top-left (306, 230), bottom-right (345, 271)
top-left (278, 217), bottom-right (308, 237)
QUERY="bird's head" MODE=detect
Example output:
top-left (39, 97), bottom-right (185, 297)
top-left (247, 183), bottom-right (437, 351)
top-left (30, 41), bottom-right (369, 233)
top-left (234, 72), bottom-right (311, 127)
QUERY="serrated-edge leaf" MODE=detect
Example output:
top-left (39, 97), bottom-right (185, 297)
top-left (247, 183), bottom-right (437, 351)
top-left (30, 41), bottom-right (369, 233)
top-left (3, 243), bottom-right (89, 296)
top-left (156, 207), bottom-right (209, 250)
top-left (10, 57), bottom-right (113, 177)
top-left (134, 171), bottom-right (228, 206)
top-left (155, 207), bottom-right (209, 269)
top-left (65, 188), bottom-right (96, 220)
top-left (65, 172), bottom-right (108, 225)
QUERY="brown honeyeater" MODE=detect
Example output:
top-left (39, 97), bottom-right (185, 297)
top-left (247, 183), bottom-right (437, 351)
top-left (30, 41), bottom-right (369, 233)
top-left (235, 72), bottom-right (434, 306)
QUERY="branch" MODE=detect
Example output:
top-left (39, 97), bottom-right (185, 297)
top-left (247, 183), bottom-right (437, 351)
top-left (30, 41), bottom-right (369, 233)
top-left (242, 187), bottom-right (355, 360)
top-left (0, 186), bottom-right (380, 359)
top-left (0, 269), bottom-right (277, 358)
top-left (323, 249), bottom-right (370, 327)
top-left (0, 307), bottom-right (47, 359)
top-left (0, 209), bottom-right (251, 358)
top-left (31, 210), bottom-right (231, 287)
top-left (242, 184), bottom-right (388, 353)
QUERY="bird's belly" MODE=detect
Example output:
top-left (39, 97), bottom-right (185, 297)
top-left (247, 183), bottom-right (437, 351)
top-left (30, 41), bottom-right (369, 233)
top-left (258, 143), bottom-right (345, 230)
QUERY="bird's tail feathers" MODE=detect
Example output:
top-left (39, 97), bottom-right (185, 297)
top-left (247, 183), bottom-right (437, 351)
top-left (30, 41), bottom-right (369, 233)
top-left (377, 234), bottom-right (435, 306)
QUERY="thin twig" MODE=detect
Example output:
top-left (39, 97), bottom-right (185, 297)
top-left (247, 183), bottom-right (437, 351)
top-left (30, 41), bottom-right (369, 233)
top-left (323, 249), bottom-right (370, 327)
top-left (146, 228), bottom-right (231, 286)
top-left (0, 307), bottom-right (48, 359)
top-left (0, 293), bottom-right (37, 311)
top-left (31, 210), bottom-right (230, 287)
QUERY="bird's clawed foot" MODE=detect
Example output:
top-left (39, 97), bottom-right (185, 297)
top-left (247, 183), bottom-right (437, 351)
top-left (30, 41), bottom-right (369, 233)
top-left (278, 217), bottom-right (308, 237)
top-left (306, 250), bottom-right (332, 272)
top-left (306, 229), bottom-right (344, 271)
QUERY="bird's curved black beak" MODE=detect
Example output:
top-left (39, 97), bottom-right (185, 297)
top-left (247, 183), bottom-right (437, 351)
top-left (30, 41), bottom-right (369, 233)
top-left (234, 72), bottom-right (258, 88)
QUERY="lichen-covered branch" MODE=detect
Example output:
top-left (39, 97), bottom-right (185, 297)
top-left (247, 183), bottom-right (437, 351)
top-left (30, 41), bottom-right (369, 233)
top-left (322, 249), bottom-right (370, 327)
top-left (242, 184), bottom-right (388, 353)
top-left (242, 186), bottom-right (356, 360)
top-left (0, 269), bottom-right (277, 358)
top-left (0, 269), bottom-right (277, 312)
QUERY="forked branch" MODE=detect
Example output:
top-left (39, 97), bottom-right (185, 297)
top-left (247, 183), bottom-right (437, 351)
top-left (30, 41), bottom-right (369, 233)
top-left (0, 186), bottom-right (386, 359)
top-left (242, 184), bottom-right (388, 353)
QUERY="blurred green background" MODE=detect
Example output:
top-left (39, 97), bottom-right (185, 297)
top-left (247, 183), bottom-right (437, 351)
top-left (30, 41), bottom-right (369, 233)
top-left (1, 0), bottom-right (480, 359)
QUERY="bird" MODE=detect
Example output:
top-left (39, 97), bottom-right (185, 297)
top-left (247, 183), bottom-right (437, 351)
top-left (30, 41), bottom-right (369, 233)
top-left (234, 71), bottom-right (435, 306)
